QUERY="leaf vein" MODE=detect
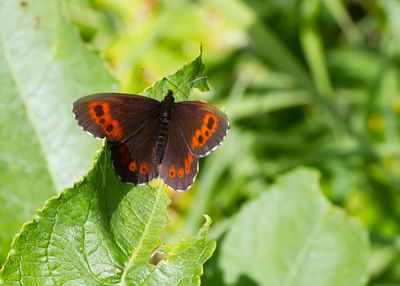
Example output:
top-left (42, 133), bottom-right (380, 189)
top-left (0, 31), bottom-right (58, 192)
top-left (284, 210), bottom-right (327, 286)
top-left (119, 185), bottom-right (164, 285)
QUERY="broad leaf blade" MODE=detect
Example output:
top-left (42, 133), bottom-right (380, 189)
top-left (219, 168), bottom-right (369, 286)
top-left (0, 0), bottom-right (116, 261)
top-left (0, 147), bottom-right (215, 285)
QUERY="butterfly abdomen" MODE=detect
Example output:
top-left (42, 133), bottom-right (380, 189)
top-left (156, 117), bottom-right (169, 164)
top-left (155, 92), bottom-right (175, 164)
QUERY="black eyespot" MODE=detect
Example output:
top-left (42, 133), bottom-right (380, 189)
top-left (94, 105), bottom-right (104, 117)
top-left (207, 117), bottom-right (215, 130)
top-left (198, 135), bottom-right (204, 144)
top-left (106, 124), bottom-right (114, 132)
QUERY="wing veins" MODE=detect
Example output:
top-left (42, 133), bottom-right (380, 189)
top-left (119, 112), bottom-right (159, 145)
top-left (174, 112), bottom-right (195, 156)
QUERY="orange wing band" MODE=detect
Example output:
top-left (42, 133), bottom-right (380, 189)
top-left (89, 101), bottom-right (123, 140)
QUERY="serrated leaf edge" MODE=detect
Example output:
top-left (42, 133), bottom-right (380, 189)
top-left (141, 46), bottom-right (208, 101)
top-left (145, 215), bottom-right (216, 286)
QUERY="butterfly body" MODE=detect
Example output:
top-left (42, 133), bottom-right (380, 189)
top-left (73, 90), bottom-right (228, 191)
top-left (155, 90), bottom-right (174, 164)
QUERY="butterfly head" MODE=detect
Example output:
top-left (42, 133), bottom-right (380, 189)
top-left (161, 90), bottom-right (175, 119)
top-left (164, 89), bottom-right (175, 103)
top-left (162, 90), bottom-right (175, 106)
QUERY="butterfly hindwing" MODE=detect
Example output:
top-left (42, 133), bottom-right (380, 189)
top-left (174, 101), bottom-right (229, 157)
top-left (110, 111), bottom-right (160, 185)
top-left (73, 93), bottom-right (160, 142)
top-left (160, 115), bottom-right (199, 191)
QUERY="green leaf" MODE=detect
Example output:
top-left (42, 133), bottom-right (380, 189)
top-left (0, 146), bottom-right (216, 285)
top-left (142, 47), bottom-right (209, 102)
top-left (219, 168), bottom-right (369, 286)
top-left (0, 0), bottom-right (116, 261)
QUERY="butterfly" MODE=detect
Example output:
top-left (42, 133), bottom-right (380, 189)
top-left (72, 90), bottom-right (229, 191)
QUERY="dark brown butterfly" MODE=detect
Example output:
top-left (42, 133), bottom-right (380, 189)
top-left (72, 90), bottom-right (229, 191)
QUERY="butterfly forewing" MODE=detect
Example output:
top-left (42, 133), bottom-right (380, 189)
top-left (174, 101), bottom-right (229, 157)
top-left (160, 115), bottom-right (199, 191)
top-left (73, 93), bottom-right (160, 142)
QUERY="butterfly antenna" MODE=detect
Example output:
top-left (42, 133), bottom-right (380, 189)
top-left (164, 77), bottom-right (187, 98)
top-left (140, 67), bottom-right (156, 84)
top-left (164, 75), bottom-right (207, 98)
top-left (187, 76), bottom-right (207, 85)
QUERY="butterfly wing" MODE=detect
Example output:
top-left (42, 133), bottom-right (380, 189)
top-left (110, 111), bottom-right (160, 185)
top-left (159, 116), bottom-right (199, 191)
top-left (73, 93), bottom-right (161, 185)
top-left (73, 93), bottom-right (160, 143)
top-left (174, 101), bottom-right (229, 157)
top-left (73, 93), bottom-right (228, 190)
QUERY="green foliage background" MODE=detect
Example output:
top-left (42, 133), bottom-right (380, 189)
top-left (1, 0), bottom-right (399, 285)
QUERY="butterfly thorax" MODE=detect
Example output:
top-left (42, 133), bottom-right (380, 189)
top-left (155, 91), bottom-right (175, 164)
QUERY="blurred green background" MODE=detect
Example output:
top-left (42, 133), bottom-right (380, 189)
top-left (2, 0), bottom-right (400, 284)
top-left (68, 0), bottom-right (400, 284)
